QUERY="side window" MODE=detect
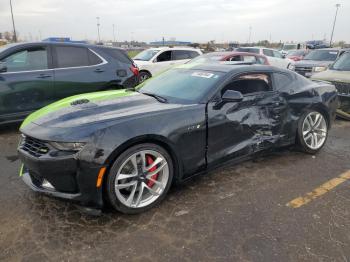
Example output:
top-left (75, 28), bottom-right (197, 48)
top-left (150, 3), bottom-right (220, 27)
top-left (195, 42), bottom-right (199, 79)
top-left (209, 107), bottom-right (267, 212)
top-left (263, 49), bottom-right (274, 57)
top-left (88, 50), bottom-right (103, 65)
top-left (1, 47), bottom-right (48, 72)
top-left (172, 50), bottom-right (192, 60)
top-left (156, 51), bottom-right (172, 62)
top-left (55, 46), bottom-right (90, 68)
top-left (189, 51), bottom-right (200, 58)
top-left (228, 55), bottom-right (241, 61)
top-left (257, 57), bottom-right (267, 64)
top-left (273, 50), bottom-right (283, 58)
top-left (222, 73), bottom-right (272, 95)
top-left (242, 55), bottom-right (257, 63)
top-left (273, 73), bottom-right (293, 90)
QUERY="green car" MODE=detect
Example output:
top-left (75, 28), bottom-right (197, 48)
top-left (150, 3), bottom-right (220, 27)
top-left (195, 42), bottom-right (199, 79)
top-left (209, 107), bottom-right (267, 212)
top-left (311, 51), bottom-right (350, 120)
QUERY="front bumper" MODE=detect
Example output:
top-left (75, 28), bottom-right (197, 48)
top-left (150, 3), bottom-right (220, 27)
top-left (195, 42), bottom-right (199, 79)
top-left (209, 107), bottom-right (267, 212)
top-left (18, 146), bottom-right (105, 209)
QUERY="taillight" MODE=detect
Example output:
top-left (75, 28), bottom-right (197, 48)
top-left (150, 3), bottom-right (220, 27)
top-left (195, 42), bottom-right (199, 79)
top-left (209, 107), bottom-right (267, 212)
top-left (130, 64), bottom-right (139, 76)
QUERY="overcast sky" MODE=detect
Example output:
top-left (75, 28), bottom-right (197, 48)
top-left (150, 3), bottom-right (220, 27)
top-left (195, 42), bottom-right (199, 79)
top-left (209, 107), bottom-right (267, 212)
top-left (0, 0), bottom-right (349, 43)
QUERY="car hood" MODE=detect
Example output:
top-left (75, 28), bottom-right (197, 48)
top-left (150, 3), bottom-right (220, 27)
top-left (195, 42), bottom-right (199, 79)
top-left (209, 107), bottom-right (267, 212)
top-left (20, 90), bottom-right (183, 129)
top-left (133, 60), bottom-right (151, 67)
top-left (311, 69), bottom-right (350, 82)
top-left (295, 60), bottom-right (333, 67)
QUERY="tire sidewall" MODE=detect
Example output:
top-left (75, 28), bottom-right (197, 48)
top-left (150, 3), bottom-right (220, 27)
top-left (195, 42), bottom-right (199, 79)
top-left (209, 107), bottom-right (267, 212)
top-left (139, 71), bottom-right (151, 83)
top-left (106, 143), bottom-right (174, 214)
top-left (297, 109), bottom-right (328, 154)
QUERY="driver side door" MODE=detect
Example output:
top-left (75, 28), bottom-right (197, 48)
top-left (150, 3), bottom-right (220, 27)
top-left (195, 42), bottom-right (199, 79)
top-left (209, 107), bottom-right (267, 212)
top-left (206, 72), bottom-right (280, 167)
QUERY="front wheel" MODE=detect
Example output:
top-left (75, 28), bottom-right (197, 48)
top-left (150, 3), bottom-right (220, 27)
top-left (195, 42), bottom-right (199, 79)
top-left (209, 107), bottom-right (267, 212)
top-left (297, 110), bottom-right (328, 154)
top-left (106, 143), bottom-right (173, 214)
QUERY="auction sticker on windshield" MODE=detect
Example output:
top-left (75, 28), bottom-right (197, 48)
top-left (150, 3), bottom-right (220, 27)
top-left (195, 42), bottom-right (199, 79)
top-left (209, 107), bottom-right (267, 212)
top-left (191, 72), bottom-right (214, 78)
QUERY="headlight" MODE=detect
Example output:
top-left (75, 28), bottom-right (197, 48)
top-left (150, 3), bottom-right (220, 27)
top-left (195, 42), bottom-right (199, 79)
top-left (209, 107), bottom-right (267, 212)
top-left (313, 66), bottom-right (327, 72)
top-left (288, 64), bottom-right (295, 70)
top-left (49, 142), bottom-right (85, 151)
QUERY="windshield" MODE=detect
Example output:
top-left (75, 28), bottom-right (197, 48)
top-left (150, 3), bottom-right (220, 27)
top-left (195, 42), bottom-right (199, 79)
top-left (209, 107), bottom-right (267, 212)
top-left (0, 43), bottom-right (18, 54)
top-left (332, 52), bottom-right (350, 71)
top-left (133, 49), bottom-right (159, 61)
top-left (138, 68), bottom-right (224, 103)
top-left (287, 50), bottom-right (306, 56)
top-left (188, 53), bottom-right (224, 64)
top-left (304, 50), bottom-right (338, 61)
top-left (236, 48), bottom-right (259, 54)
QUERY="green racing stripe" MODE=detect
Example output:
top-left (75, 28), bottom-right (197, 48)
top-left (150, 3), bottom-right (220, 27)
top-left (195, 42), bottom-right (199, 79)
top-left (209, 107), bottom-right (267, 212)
top-left (20, 89), bottom-right (136, 129)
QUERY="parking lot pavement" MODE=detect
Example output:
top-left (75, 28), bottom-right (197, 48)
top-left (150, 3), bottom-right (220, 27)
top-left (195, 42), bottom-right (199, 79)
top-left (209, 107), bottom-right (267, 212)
top-left (0, 121), bottom-right (349, 262)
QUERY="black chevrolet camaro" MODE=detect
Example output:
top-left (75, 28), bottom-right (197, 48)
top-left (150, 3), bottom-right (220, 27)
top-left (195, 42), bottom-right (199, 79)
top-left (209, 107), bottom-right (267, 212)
top-left (18, 64), bottom-right (338, 214)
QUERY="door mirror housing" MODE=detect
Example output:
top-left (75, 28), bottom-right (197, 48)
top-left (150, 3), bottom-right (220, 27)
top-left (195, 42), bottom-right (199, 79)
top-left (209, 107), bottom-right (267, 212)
top-left (222, 90), bottom-right (243, 103)
top-left (0, 62), bottom-right (7, 73)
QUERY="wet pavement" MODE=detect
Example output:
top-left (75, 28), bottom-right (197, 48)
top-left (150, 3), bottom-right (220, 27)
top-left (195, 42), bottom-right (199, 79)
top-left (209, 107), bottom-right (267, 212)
top-left (0, 121), bottom-right (349, 262)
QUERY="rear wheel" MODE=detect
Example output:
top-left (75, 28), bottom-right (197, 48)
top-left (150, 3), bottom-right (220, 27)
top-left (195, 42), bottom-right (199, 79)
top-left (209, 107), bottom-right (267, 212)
top-left (106, 143), bottom-right (173, 214)
top-left (139, 71), bottom-right (151, 83)
top-left (297, 110), bottom-right (328, 154)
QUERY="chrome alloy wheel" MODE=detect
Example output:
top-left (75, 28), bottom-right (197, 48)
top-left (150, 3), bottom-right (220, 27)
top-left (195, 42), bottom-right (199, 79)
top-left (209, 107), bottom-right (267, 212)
top-left (114, 150), bottom-right (169, 208)
top-left (302, 112), bottom-right (327, 150)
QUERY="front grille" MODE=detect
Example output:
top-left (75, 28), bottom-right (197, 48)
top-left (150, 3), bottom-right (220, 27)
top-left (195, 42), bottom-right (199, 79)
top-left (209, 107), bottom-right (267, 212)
top-left (331, 81), bottom-right (350, 97)
top-left (295, 66), bottom-right (312, 75)
top-left (20, 136), bottom-right (50, 157)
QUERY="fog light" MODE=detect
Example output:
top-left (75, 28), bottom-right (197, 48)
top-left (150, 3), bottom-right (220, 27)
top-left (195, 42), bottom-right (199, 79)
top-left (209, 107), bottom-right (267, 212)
top-left (42, 179), bottom-right (54, 190)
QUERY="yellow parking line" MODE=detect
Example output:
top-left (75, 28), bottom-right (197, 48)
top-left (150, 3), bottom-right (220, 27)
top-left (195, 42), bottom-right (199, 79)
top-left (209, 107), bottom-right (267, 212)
top-left (286, 170), bottom-right (350, 208)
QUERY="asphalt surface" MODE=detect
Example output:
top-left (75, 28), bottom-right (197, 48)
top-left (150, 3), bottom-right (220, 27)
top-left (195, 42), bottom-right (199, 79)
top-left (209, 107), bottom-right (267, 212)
top-left (0, 121), bottom-right (349, 262)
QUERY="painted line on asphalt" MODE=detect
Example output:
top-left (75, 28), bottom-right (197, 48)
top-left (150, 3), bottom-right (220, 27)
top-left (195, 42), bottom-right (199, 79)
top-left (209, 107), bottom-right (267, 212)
top-left (286, 170), bottom-right (350, 208)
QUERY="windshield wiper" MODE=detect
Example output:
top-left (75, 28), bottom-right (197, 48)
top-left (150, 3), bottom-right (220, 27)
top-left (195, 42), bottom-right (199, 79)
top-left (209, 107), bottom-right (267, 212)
top-left (140, 92), bottom-right (168, 103)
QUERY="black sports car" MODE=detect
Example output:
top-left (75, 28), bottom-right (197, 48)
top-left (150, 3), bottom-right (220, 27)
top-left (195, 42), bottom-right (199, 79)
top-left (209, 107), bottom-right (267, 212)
top-left (17, 64), bottom-right (338, 214)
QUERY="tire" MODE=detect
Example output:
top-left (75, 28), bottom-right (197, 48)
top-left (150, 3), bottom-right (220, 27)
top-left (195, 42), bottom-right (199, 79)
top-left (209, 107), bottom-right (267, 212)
top-left (296, 109), bottom-right (328, 154)
top-left (106, 143), bottom-right (174, 214)
top-left (138, 71), bottom-right (151, 83)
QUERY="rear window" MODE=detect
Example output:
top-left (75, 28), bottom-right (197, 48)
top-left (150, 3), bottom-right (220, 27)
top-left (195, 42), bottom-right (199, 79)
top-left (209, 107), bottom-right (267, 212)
top-left (236, 48), bottom-right (260, 54)
top-left (101, 48), bottom-right (132, 64)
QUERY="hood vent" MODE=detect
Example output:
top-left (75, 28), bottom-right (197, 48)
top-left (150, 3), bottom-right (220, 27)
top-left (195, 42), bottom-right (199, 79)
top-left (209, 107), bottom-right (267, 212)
top-left (71, 99), bottom-right (90, 106)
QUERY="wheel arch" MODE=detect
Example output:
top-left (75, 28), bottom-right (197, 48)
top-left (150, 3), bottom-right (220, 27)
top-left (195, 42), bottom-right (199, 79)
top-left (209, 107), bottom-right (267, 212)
top-left (103, 134), bottom-right (182, 182)
top-left (139, 69), bottom-right (152, 77)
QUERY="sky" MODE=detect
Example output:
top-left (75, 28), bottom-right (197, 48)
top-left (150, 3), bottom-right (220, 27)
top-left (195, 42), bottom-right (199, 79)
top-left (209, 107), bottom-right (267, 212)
top-left (0, 0), bottom-right (349, 43)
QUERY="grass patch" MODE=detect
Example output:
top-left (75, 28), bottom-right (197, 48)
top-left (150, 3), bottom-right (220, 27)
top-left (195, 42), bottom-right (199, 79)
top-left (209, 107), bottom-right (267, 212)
top-left (128, 50), bottom-right (141, 58)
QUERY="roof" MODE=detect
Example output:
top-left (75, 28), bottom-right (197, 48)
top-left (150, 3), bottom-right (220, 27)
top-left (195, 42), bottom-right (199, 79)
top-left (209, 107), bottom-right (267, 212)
top-left (147, 46), bottom-right (199, 51)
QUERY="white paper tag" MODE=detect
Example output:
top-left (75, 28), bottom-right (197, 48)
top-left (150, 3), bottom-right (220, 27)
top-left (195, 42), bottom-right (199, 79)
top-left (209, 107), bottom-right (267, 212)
top-left (191, 72), bottom-right (214, 78)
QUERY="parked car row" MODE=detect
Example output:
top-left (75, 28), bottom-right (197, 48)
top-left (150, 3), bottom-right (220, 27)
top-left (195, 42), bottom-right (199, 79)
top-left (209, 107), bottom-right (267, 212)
top-left (0, 42), bottom-right (139, 124)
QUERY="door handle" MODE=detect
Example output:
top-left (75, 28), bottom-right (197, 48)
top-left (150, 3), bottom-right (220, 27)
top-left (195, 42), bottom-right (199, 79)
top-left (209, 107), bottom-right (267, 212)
top-left (37, 74), bottom-right (52, 79)
top-left (94, 68), bottom-right (104, 73)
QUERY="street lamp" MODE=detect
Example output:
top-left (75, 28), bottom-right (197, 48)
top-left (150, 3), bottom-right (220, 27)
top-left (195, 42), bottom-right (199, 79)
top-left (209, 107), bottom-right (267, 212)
top-left (96, 17), bottom-right (101, 43)
top-left (113, 24), bottom-right (116, 43)
top-left (10, 0), bottom-right (17, 42)
top-left (329, 3), bottom-right (341, 47)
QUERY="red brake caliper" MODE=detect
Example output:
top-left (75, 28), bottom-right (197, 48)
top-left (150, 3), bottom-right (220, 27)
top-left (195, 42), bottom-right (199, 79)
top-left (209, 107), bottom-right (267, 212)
top-left (146, 155), bottom-right (159, 188)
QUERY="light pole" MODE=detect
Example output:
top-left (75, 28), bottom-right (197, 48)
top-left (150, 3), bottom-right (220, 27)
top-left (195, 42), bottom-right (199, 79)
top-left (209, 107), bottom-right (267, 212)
top-left (248, 25), bottom-right (252, 44)
top-left (10, 0), bottom-right (17, 42)
top-left (113, 24), bottom-right (116, 43)
top-left (329, 4), bottom-right (341, 47)
top-left (96, 17), bottom-right (101, 43)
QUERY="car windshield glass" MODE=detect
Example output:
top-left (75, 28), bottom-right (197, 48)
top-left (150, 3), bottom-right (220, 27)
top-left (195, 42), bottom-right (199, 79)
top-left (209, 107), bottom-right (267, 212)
top-left (133, 49), bottom-right (159, 61)
top-left (332, 52), bottom-right (350, 71)
top-left (0, 43), bottom-right (19, 53)
top-left (288, 50), bottom-right (305, 56)
top-left (188, 54), bottom-right (224, 64)
top-left (236, 48), bottom-right (259, 54)
top-left (138, 68), bottom-right (224, 103)
top-left (303, 50), bottom-right (338, 61)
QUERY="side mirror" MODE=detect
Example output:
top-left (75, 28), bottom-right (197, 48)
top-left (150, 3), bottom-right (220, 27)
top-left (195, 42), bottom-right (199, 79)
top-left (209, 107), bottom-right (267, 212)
top-left (222, 90), bottom-right (243, 103)
top-left (0, 62), bottom-right (7, 73)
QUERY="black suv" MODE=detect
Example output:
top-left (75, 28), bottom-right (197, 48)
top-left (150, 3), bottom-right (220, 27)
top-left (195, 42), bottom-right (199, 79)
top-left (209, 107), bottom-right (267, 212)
top-left (0, 42), bottom-right (139, 124)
